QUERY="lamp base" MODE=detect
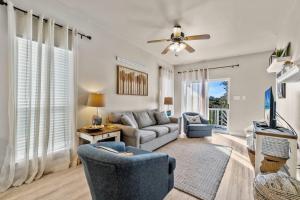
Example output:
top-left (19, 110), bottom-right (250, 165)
top-left (166, 110), bottom-right (172, 117)
top-left (92, 115), bottom-right (102, 126)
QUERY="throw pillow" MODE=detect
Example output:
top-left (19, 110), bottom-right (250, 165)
top-left (154, 112), bottom-right (170, 125)
top-left (147, 109), bottom-right (157, 125)
top-left (121, 114), bottom-right (138, 128)
top-left (186, 115), bottom-right (202, 124)
top-left (133, 111), bottom-right (154, 128)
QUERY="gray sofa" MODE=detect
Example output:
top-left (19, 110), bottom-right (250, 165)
top-left (108, 110), bottom-right (179, 151)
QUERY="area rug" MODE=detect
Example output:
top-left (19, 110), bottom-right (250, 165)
top-left (157, 139), bottom-right (232, 200)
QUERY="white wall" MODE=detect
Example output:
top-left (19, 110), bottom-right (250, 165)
top-left (174, 52), bottom-right (276, 135)
top-left (0, 1), bottom-right (172, 143)
top-left (276, 0), bottom-right (300, 135)
top-left (76, 27), bottom-right (172, 127)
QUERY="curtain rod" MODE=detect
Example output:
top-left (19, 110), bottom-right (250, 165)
top-left (0, 0), bottom-right (92, 40)
top-left (177, 64), bottom-right (239, 74)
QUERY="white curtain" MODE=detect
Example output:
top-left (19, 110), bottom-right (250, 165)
top-left (179, 68), bottom-right (208, 117)
top-left (0, 1), bottom-right (78, 191)
top-left (159, 67), bottom-right (174, 113)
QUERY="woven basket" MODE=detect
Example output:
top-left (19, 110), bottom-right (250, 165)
top-left (247, 148), bottom-right (287, 173)
top-left (254, 172), bottom-right (300, 200)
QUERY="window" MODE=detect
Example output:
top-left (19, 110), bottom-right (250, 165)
top-left (16, 37), bottom-right (73, 162)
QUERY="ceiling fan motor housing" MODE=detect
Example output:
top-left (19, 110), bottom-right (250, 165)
top-left (171, 32), bottom-right (185, 42)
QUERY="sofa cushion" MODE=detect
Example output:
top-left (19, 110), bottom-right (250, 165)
top-left (186, 115), bottom-right (202, 124)
top-left (160, 123), bottom-right (179, 132)
top-left (133, 111), bottom-right (154, 128)
top-left (147, 109), bottom-right (157, 125)
top-left (139, 130), bottom-right (157, 144)
top-left (154, 112), bottom-right (170, 125)
top-left (142, 125), bottom-right (169, 137)
top-left (120, 114), bottom-right (138, 128)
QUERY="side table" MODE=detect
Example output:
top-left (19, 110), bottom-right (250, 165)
top-left (77, 126), bottom-right (121, 144)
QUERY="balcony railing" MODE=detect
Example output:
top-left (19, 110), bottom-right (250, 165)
top-left (209, 108), bottom-right (229, 130)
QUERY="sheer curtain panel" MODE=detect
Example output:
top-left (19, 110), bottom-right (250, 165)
top-left (0, 1), bottom-right (78, 191)
top-left (159, 67), bottom-right (174, 113)
top-left (179, 69), bottom-right (208, 117)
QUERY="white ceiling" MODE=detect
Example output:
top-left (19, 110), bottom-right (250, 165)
top-left (21, 0), bottom-right (296, 65)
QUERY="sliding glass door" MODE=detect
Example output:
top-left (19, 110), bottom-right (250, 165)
top-left (208, 79), bottom-right (230, 131)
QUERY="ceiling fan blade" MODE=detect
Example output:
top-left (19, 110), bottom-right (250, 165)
top-left (147, 39), bottom-right (171, 43)
top-left (182, 42), bottom-right (195, 53)
top-left (161, 43), bottom-right (173, 54)
top-left (184, 34), bottom-right (211, 41)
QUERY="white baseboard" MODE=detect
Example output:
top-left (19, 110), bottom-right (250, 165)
top-left (228, 131), bottom-right (247, 137)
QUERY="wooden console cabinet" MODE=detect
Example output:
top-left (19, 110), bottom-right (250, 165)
top-left (253, 121), bottom-right (298, 177)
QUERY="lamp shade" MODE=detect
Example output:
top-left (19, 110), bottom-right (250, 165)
top-left (164, 97), bottom-right (173, 105)
top-left (87, 93), bottom-right (105, 107)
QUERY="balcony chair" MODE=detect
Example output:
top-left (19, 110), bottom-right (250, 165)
top-left (182, 112), bottom-right (213, 137)
top-left (78, 142), bottom-right (176, 200)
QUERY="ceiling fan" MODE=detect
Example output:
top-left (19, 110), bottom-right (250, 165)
top-left (147, 25), bottom-right (210, 55)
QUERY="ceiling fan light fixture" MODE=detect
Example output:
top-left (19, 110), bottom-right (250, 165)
top-left (173, 25), bottom-right (181, 38)
top-left (147, 25), bottom-right (210, 56)
top-left (169, 42), bottom-right (186, 53)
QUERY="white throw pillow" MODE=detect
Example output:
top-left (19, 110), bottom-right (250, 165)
top-left (186, 115), bottom-right (202, 124)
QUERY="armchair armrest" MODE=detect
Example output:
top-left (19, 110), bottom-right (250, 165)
top-left (113, 124), bottom-right (140, 147)
top-left (201, 118), bottom-right (209, 124)
top-left (114, 124), bottom-right (140, 138)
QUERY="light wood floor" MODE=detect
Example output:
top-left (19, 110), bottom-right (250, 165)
top-left (0, 133), bottom-right (255, 200)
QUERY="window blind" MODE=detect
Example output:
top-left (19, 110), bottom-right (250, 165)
top-left (16, 37), bottom-right (73, 162)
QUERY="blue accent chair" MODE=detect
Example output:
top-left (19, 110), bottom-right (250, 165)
top-left (77, 142), bottom-right (176, 200)
top-left (182, 112), bottom-right (213, 137)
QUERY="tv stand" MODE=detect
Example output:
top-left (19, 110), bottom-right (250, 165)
top-left (253, 121), bottom-right (298, 178)
top-left (254, 121), bottom-right (296, 137)
top-left (260, 127), bottom-right (284, 132)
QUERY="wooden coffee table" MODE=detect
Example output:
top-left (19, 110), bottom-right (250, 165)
top-left (77, 125), bottom-right (121, 144)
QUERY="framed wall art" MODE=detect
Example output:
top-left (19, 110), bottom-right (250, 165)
top-left (277, 82), bottom-right (286, 99)
top-left (117, 65), bottom-right (148, 96)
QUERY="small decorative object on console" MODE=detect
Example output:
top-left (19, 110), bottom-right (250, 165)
top-left (84, 125), bottom-right (104, 133)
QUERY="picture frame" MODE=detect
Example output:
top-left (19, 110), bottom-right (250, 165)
top-left (117, 65), bottom-right (148, 96)
top-left (277, 82), bottom-right (286, 99)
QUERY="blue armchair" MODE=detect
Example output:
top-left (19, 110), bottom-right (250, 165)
top-left (77, 142), bottom-right (176, 200)
top-left (182, 112), bottom-right (213, 137)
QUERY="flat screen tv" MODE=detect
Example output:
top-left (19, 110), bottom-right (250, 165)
top-left (264, 87), bottom-right (277, 128)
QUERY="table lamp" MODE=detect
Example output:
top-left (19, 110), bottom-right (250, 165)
top-left (164, 97), bottom-right (173, 116)
top-left (87, 93), bottom-right (105, 126)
